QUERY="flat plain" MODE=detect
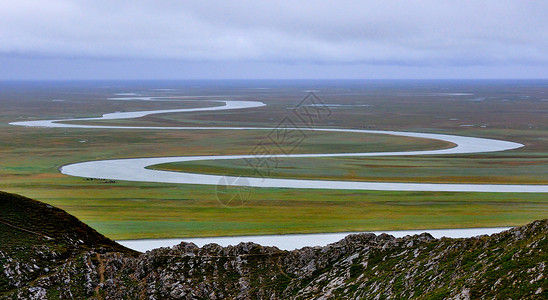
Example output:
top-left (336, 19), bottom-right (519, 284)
top-left (1, 80), bottom-right (547, 239)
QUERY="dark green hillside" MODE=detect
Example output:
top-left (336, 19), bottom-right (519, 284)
top-left (0, 191), bottom-right (131, 252)
top-left (1, 191), bottom-right (135, 298)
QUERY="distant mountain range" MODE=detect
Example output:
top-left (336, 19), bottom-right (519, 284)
top-left (1, 191), bottom-right (546, 299)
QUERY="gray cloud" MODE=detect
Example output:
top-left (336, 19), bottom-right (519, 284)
top-left (1, 0), bottom-right (547, 66)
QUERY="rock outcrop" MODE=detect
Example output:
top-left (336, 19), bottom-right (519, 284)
top-left (1, 191), bottom-right (546, 299)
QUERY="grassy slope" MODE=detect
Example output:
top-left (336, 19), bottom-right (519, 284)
top-left (0, 191), bottom-right (131, 252)
top-left (0, 191), bottom-right (135, 297)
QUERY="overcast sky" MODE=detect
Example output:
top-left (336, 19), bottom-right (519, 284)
top-left (1, 0), bottom-right (547, 80)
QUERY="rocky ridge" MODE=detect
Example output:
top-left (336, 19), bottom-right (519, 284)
top-left (1, 191), bottom-right (546, 299)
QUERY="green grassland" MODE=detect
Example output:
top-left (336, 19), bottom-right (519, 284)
top-left (1, 81), bottom-right (547, 239)
top-left (153, 151), bottom-right (548, 185)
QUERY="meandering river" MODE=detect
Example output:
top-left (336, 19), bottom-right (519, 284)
top-left (11, 97), bottom-right (547, 250)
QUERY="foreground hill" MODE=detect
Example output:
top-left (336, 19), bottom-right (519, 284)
top-left (0, 191), bottom-right (546, 299)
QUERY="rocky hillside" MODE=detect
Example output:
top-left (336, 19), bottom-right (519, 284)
top-left (1, 191), bottom-right (546, 299)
